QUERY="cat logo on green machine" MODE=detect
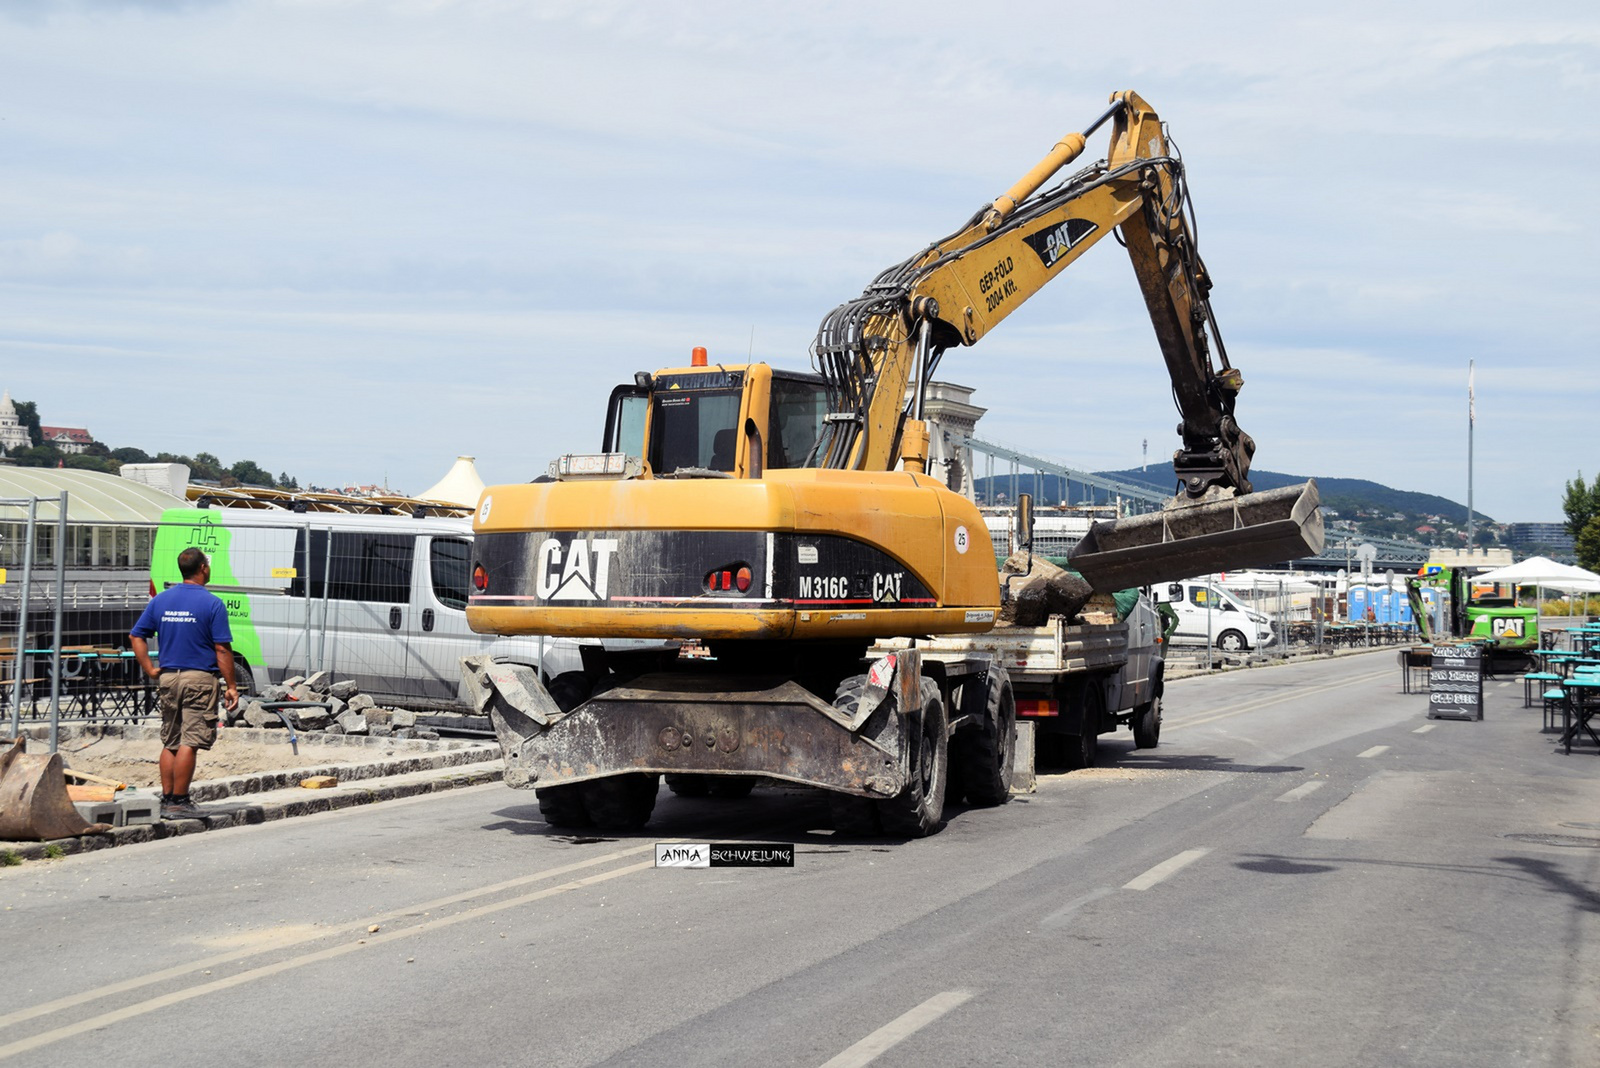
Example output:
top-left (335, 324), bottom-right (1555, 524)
top-left (152, 508), bottom-right (264, 667)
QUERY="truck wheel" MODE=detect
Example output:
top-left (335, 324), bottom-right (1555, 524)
top-left (1217, 629), bottom-right (1248, 654)
top-left (706, 775), bottom-right (757, 799)
top-left (233, 659), bottom-right (257, 699)
top-left (536, 785), bottom-right (592, 828)
top-left (877, 678), bottom-right (948, 837)
top-left (582, 774), bottom-right (660, 830)
top-left (1132, 693), bottom-right (1162, 750)
top-left (665, 774), bottom-right (710, 798)
top-left (1064, 685), bottom-right (1103, 770)
top-left (960, 670), bottom-right (1015, 806)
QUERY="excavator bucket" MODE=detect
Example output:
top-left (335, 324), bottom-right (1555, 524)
top-left (1069, 480), bottom-right (1324, 592)
top-left (0, 737), bottom-right (113, 842)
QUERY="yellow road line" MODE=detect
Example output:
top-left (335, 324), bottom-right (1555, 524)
top-left (0, 859), bottom-right (656, 1061)
top-left (1164, 669), bottom-right (1391, 732)
top-left (0, 841), bottom-right (661, 1034)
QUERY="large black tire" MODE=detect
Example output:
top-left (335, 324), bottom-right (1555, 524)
top-left (877, 678), bottom-right (948, 837)
top-left (1217, 629), bottom-right (1249, 654)
top-left (706, 775), bottom-right (757, 799)
top-left (665, 774), bottom-right (710, 798)
top-left (959, 669), bottom-right (1015, 807)
top-left (582, 774), bottom-right (660, 831)
top-left (233, 659), bottom-right (257, 699)
top-left (1132, 692), bottom-right (1162, 750)
top-left (1063, 683), bottom-right (1103, 771)
top-left (537, 784), bottom-right (592, 828)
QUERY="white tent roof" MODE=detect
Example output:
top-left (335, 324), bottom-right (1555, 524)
top-left (1474, 556), bottom-right (1600, 593)
top-left (418, 455), bottom-right (486, 508)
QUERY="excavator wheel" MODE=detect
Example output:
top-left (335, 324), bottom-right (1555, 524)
top-left (876, 678), bottom-right (948, 837)
top-left (536, 784), bottom-right (592, 828)
top-left (0, 737), bottom-right (114, 842)
top-left (581, 774), bottom-right (660, 831)
top-left (664, 774), bottom-right (710, 798)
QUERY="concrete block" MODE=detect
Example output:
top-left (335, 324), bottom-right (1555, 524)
top-left (73, 800), bottom-right (121, 827)
top-left (303, 670), bottom-right (334, 694)
top-left (347, 694), bottom-right (376, 712)
top-left (120, 789), bottom-right (161, 826)
top-left (259, 684), bottom-right (290, 702)
top-left (329, 680), bottom-right (360, 700)
top-left (281, 676), bottom-right (306, 691)
top-left (337, 710), bottom-right (369, 735)
top-left (288, 684), bottom-right (319, 703)
top-left (390, 709), bottom-right (417, 729)
top-left (1011, 720), bottom-right (1037, 794)
top-left (295, 706), bottom-right (334, 731)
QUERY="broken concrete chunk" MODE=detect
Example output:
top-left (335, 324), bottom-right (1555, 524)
top-left (337, 710), bottom-right (369, 735)
top-left (346, 693), bottom-right (375, 712)
top-left (259, 684), bottom-right (289, 702)
top-left (1000, 552), bottom-right (1093, 627)
top-left (281, 676), bottom-right (306, 690)
top-left (329, 679), bottom-right (359, 700)
top-left (295, 706), bottom-right (333, 731)
top-left (243, 702), bottom-right (275, 729)
top-left (390, 708), bottom-right (417, 730)
top-left (303, 670), bottom-right (334, 694)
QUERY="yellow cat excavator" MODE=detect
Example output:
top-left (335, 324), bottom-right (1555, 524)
top-left (463, 90), bottom-right (1323, 834)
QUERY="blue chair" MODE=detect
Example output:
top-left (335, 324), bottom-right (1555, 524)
top-left (1524, 672), bottom-right (1562, 708)
top-left (1544, 687), bottom-right (1568, 732)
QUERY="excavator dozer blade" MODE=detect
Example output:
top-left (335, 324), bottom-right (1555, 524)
top-left (0, 737), bottom-right (113, 842)
top-left (1069, 480), bottom-right (1324, 592)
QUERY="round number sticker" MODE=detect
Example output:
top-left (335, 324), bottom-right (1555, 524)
top-left (954, 525), bottom-right (970, 554)
top-left (478, 495), bottom-right (493, 525)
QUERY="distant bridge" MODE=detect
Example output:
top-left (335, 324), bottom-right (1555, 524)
top-left (962, 437), bottom-right (1431, 575)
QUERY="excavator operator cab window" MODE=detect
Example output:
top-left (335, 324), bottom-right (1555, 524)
top-left (648, 387), bottom-right (743, 475)
top-left (768, 373), bottom-right (828, 469)
top-left (603, 384), bottom-right (649, 459)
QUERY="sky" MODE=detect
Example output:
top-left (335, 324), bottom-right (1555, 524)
top-left (1, 0), bottom-right (1595, 521)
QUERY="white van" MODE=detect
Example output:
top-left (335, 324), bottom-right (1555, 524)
top-left (1151, 579), bottom-right (1275, 653)
top-left (149, 507), bottom-right (670, 710)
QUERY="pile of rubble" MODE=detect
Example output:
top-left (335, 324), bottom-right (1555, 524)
top-left (231, 671), bottom-right (441, 740)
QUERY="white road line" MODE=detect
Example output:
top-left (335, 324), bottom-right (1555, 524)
top-left (1123, 848), bottom-right (1211, 891)
top-left (1040, 887), bottom-right (1116, 928)
top-left (1164, 669), bottom-right (1392, 732)
top-left (818, 990), bottom-right (978, 1068)
top-left (0, 860), bottom-right (657, 1061)
top-left (1276, 781), bottom-right (1327, 802)
top-left (0, 842), bottom-right (665, 1033)
top-left (1413, 723), bottom-right (1437, 734)
top-left (1357, 745), bottom-right (1390, 758)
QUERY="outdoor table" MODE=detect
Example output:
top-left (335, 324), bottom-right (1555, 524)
top-left (1559, 677), bottom-right (1600, 754)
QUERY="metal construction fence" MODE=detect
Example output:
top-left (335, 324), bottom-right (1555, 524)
top-left (4, 509), bottom-right (501, 740)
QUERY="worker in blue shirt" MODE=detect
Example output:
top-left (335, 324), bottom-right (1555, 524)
top-left (130, 546), bottom-right (240, 820)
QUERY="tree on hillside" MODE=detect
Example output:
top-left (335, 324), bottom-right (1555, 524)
top-left (111, 446), bottom-right (151, 464)
top-left (1563, 473), bottom-right (1600, 540)
top-left (277, 472), bottom-right (299, 491)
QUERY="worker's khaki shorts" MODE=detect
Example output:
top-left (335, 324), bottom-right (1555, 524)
top-left (158, 671), bottom-right (220, 751)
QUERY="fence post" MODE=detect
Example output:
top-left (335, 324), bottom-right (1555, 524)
top-left (48, 492), bottom-right (68, 752)
top-left (9, 498), bottom-right (37, 737)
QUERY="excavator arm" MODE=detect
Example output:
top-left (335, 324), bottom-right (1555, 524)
top-left (811, 91), bottom-right (1321, 588)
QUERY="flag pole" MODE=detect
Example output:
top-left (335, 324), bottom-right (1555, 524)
top-left (1467, 360), bottom-right (1475, 547)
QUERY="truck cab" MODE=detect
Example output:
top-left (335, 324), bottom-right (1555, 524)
top-left (1151, 579), bottom-right (1275, 653)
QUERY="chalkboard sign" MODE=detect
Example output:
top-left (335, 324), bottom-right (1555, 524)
top-left (1428, 643), bottom-right (1483, 721)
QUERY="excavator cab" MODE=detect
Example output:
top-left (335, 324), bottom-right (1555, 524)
top-left (595, 356), bottom-right (830, 481)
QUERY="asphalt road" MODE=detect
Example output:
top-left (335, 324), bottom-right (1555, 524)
top-left (3, 650), bottom-right (1597, 1067)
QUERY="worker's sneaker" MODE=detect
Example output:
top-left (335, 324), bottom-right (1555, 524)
top-left (160, 795), bottom-right (207, 820)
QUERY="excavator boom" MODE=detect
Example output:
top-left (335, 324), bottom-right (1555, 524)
top-left (809, 91), bottom-right (1322, 587)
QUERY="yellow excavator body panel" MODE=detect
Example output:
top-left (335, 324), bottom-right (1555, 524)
top-left (467, 470), bottom-right (1000, 642)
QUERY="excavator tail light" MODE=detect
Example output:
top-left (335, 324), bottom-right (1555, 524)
top-left (735, 567), bottom-right (752, 593)
top-left (472, 565), bottom-right (488, 592)
top-left (704, 563), bottom-right (755, 595)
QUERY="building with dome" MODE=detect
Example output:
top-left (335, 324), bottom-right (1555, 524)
top-left (0, 391), bottom-right (31, 453)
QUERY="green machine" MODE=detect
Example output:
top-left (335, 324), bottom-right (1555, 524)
top-left (1405, 564), bottom-right (1539, 655)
